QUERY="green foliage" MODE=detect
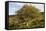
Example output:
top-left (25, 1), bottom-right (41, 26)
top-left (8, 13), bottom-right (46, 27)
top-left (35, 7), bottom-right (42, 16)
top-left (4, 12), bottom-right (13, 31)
top-left (9, 5), bottom-right (45, 29)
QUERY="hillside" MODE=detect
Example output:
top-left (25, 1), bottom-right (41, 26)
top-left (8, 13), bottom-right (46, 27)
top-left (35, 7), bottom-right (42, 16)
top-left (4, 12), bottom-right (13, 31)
top-left (8, 5), bottom-right (45, 29)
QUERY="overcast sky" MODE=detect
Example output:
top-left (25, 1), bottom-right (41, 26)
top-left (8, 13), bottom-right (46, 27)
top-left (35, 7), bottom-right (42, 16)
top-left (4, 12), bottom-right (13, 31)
top-left (9, 2), bottom-right (44, 15)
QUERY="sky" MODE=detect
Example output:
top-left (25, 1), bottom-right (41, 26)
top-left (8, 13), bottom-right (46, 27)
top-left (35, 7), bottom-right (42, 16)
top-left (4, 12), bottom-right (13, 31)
top-left (9, 2), bottom-right (44, 15)
top-left (9, 2), bottom-right (25, 15)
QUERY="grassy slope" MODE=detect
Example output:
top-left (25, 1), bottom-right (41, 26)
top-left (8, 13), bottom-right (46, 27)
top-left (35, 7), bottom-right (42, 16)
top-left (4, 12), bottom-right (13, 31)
top-left (8, 5), bottom-right (45, 29)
